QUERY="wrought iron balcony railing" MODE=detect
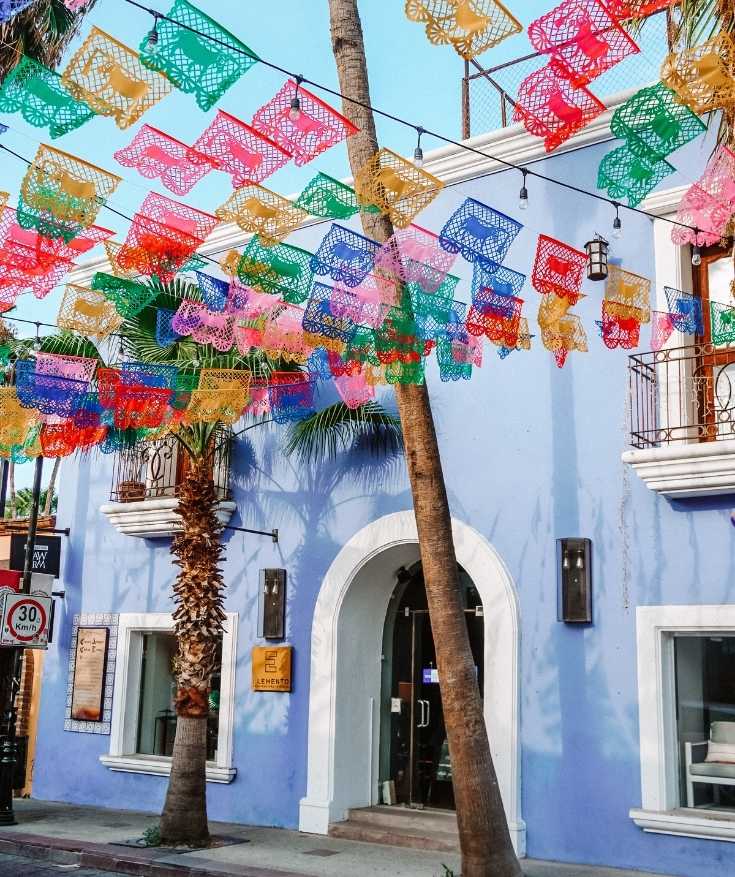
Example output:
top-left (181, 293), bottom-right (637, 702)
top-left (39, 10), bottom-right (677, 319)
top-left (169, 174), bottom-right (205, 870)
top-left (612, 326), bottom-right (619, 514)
top-left (460, 8), bottom-right (675, 139)
top-left (628, 344), bottom-right (735, 449)
top-left (109, 430), bottom-right (232, 503)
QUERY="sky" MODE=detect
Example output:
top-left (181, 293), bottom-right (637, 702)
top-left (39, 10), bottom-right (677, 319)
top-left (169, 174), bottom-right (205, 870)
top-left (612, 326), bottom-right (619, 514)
top-left (0, 0), bottom-right (681, 486)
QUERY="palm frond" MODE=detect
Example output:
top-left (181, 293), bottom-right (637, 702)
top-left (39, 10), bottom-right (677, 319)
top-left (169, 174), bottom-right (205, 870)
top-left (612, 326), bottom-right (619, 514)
top-left (283, 401), bottom-right (403, 464)
top-left (8, 331), bottom-right (103, 362)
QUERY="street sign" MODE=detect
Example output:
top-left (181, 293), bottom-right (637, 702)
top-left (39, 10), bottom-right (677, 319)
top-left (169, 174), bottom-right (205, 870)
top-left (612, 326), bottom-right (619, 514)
top-left (9, 533), bottom-right (62, 578)
top-left (0, 593), bottom-right (52, 649)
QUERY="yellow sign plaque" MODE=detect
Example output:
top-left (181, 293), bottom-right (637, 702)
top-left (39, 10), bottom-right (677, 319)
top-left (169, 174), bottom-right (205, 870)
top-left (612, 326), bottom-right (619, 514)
top-left (252, 646), bottom-right (292, 692)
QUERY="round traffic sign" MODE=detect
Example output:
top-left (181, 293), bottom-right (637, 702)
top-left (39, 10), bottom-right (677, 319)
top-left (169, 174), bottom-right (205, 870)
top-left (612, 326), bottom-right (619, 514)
top-left (6, 597), bottom-right (47, 642)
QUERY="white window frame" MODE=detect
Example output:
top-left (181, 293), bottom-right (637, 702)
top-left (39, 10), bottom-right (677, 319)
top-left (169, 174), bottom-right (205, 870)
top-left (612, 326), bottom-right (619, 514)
top-left (100, 612), bottom-right (237, 783)
top-left (630, 604), bottom-right (735, 842)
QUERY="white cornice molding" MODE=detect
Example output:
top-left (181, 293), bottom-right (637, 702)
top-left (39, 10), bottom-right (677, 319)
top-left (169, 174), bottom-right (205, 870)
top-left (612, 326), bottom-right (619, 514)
top-left (630, 808), bottom-right (735, 843)
top-left (67, 88), bottom-right (637, 287)
top-left (99, 497), bottom-right (236, 538)
top-left (622, 439), bottom-right (735, 498)
top-left (640, 185), bottom-right (689, 218)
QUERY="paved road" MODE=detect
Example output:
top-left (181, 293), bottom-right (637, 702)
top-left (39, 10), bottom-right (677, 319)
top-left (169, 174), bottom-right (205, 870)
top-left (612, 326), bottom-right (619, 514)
top-left (0, 851), bottom-right (128, 875)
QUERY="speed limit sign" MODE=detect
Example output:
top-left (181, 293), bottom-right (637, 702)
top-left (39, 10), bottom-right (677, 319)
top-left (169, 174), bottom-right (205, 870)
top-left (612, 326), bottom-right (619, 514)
top-left (0, 593), bottom-right (51, 649)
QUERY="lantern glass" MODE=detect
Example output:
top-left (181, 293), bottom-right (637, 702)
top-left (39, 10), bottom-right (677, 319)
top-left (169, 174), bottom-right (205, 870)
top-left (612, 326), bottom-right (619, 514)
top-left (585, 237), bottom-right (609, 281)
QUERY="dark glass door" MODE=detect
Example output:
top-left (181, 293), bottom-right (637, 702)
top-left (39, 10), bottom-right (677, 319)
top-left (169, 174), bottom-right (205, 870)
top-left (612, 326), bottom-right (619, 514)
top-left (384, 566), bottom-right (483, 810)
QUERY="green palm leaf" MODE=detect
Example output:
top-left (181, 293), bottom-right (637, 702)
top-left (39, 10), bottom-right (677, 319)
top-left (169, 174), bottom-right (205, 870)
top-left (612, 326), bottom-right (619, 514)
top-left (283, 400), bottom-right (403, 464)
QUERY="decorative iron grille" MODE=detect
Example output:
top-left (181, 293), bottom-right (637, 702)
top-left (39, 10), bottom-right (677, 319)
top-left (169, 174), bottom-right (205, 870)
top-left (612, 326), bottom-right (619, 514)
top-left (628, 344), bottom-right (735, 448)
top-left (109, 429), bottom-right (232, 502)
top-left (461, 9), bottom-right (674, 139)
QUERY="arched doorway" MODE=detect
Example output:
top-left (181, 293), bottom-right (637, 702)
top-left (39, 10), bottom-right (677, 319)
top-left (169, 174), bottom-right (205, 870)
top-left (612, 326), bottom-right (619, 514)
top-left (298, 511), bottom-right (525, 856)
top-left (379, 562), bottom-right (484, 810)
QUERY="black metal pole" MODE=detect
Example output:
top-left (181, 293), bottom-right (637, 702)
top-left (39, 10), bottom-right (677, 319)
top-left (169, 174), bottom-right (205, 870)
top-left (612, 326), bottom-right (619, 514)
top-left (0, 462), bottom-right (8, 521)
top-left (0, 456), bottom-right (43, 826)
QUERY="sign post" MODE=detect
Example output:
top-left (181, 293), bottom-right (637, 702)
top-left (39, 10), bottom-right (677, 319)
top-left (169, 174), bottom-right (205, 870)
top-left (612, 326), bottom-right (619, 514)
top-left (0, 455), bottom-right (44, 826)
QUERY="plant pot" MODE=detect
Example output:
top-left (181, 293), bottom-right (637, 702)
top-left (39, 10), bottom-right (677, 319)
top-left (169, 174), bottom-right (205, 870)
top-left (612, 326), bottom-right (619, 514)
top-left (118, 480), bottom-right (147, 503)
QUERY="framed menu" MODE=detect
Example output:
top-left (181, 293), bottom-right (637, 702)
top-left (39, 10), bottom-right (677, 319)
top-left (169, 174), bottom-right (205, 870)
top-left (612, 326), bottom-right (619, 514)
top-left (70, 627), bottom-right (109, 722)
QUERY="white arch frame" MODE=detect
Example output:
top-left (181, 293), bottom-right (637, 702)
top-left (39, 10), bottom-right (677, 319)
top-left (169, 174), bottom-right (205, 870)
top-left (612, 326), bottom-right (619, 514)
top-left (298, 511), bottom-right (525, 856)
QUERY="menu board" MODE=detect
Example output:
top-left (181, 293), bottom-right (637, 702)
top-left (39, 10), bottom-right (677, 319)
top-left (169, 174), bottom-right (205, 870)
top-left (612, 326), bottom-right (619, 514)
top-left (70, 627), bottom-right (109, 721)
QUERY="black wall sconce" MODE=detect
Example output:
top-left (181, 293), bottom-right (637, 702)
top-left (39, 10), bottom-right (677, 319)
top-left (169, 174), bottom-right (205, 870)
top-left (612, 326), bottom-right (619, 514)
top-left (258, 568), bottom-right (286, 639)
top-left (584, 235), bottom-right (609, 281)
top-left (557, 538), bottom-right (592, 624)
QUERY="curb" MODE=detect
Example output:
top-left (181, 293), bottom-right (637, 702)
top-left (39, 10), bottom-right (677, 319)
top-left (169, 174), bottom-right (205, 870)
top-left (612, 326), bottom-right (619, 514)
top-left (0, 832), bottom-right (306, 877)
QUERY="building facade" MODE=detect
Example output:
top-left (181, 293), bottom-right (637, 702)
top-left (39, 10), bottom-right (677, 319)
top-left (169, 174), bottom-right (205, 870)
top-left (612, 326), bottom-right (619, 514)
top-left (28, 95), bottom-right (735, 877)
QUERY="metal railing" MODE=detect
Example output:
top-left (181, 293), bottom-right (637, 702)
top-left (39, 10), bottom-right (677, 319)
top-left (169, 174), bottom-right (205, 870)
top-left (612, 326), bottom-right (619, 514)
top-left (110, 430), bottom-right (232, 502)
top-left (461, 9), bottom-right (675, 139)
top-left (628, 344), bottom-right (735, 449)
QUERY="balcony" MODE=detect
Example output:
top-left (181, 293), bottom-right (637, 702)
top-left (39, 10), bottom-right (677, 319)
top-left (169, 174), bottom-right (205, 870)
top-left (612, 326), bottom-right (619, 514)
top-left (622, 344), bottom-right (735, 498)
top-left (100, 431), bottom-right (236, 538)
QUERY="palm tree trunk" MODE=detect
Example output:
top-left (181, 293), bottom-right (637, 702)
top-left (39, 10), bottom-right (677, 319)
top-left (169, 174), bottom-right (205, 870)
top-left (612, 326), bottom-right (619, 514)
top-left (327, 4), bottom-right (521, 875)
top-left (159, 456), bottom-right (226, 846)
top-left (42, 457), bottom-right (60, 517)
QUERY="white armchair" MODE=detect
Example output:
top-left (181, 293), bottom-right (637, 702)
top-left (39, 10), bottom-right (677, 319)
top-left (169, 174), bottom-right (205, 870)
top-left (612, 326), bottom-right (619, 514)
top-left (685, 721), bottom-right (735, 808)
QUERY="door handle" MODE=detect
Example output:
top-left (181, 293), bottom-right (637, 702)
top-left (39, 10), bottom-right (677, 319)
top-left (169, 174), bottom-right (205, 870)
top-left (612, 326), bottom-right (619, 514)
top-left (418, 699), bottom-right (430, 729)
top-left (416, 699), bottom-right (425, 728)
top-left (424, 699), bottom-right (430, 728)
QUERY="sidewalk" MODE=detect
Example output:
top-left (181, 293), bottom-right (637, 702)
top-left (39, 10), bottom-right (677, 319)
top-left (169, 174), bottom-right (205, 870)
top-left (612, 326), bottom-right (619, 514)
top-left (0, 799), bottom-right (678, 877)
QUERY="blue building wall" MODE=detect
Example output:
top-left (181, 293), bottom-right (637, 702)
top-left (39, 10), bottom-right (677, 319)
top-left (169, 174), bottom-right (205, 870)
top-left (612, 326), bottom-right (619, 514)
top-left (31, 132), bottom-right (735, 877)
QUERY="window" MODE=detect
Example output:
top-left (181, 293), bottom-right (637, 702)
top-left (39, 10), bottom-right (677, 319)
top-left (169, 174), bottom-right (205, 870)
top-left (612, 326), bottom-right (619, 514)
top-left (631, 605), bottom-right (735, 842)
top-left (134, 633), bottom-right (222, 761)
top-left (101, 613), bottom-right (237, 783)
top-left (675, 635), bottom-right (735, 811)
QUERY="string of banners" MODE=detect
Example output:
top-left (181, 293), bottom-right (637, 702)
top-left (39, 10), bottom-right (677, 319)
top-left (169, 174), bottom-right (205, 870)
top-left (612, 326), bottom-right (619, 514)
top-left (0, 0), bottom-right (730, 464)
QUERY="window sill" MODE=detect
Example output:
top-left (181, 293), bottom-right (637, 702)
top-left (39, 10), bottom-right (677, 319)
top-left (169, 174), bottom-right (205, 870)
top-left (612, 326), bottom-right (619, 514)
top-left (99, 754), bottom-right (236, 784)
top-left (621, 438), bottom-right (735, 498)
top-left (630, 807), bottom-right (735, 843)
top-left (99, 498), bottom-right (237, 539)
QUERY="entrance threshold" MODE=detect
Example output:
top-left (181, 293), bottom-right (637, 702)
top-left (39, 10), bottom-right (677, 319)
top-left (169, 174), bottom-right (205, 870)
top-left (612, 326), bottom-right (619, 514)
top-left (328, 805), bottom-right (460, 853)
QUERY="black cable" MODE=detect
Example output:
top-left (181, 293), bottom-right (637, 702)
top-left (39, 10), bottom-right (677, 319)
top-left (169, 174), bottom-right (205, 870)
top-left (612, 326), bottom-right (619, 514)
top-left (121, 0), bottom-right (698, 233)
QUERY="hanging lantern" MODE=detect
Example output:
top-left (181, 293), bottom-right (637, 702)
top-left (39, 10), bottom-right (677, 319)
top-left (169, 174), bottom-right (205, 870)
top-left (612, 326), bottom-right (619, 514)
top-left (584, 235), bottom-right (609, 281)
top-left (0, 56), bottom-right (96, 139)
top-left (61, 27), bottom-right (172, 129)
top-left (138, 0), bottom-right (258, 112)
top-left (404, 0), bottom-right (522, 60)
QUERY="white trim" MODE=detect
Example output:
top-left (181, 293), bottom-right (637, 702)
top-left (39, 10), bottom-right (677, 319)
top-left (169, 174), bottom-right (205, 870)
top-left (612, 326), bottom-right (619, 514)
top-left (99, 498), bottom-right (236, 539)
top-left (67, 89), bottom-right (633, 289)
top-left (298, 511), bottom-right (525, 856)
top-left (622, 439), bottom-right (735, 497)
top-left (103, 611), bottom-right (238, 783)
top-left (631, 604), bottom-right (735, 842)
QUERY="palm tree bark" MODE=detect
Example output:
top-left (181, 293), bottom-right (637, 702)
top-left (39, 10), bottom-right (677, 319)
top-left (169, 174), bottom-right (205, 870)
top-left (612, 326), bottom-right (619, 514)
top-left (160, 455), bottom-right (226, 846)
top-left (42, 457), bottom-right (60, 517)
top-left (326, 3), bottom-right (521, 875)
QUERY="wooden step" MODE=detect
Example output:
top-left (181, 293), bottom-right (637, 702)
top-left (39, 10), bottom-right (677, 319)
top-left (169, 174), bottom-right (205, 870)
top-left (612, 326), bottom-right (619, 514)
top-left (328, 806), bottom-right (460, 853)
